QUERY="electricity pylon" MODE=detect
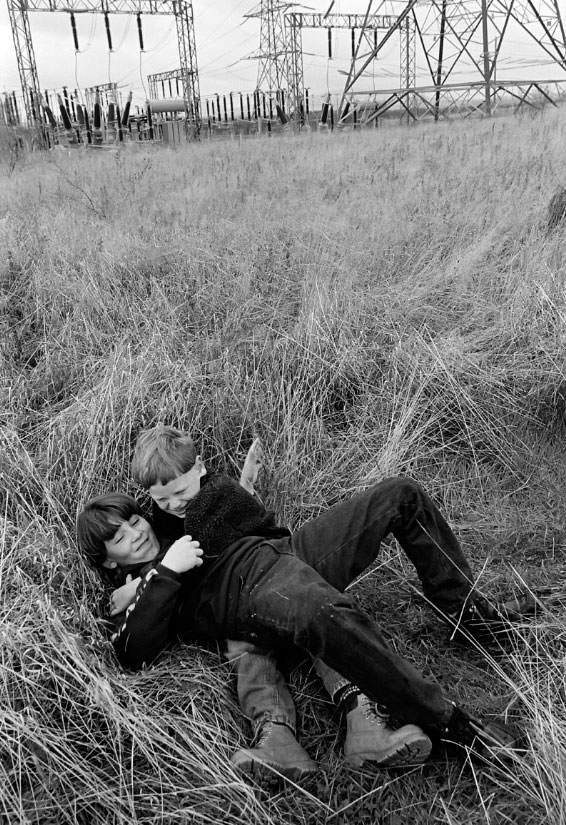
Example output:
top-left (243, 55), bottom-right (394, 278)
top-left (246, 1), bottom-right (292, 105)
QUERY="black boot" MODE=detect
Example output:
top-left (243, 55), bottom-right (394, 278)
top-left (439, 703), bottom-right (525, 758)
top-left (443, 593), bottom-right (537, 649)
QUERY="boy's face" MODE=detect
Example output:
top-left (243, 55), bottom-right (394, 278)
top-left (149, 457), bottom-right (206, 519)
top-left (103, 514), bottom-right (160, 568)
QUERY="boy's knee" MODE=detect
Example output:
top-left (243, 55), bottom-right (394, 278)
top-left (224, 639), bottom-right (258, 662)
top-left (372, 476), bottom-right (424, 504)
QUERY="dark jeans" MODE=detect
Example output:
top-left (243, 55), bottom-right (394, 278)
top-left (236, 477), bottom-right (474, 730)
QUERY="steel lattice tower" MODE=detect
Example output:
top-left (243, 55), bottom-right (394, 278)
top-left (246, 1), bottom-right (292, 99)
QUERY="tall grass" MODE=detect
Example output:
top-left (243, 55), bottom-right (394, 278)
top-left (2, 110), bottom-right (566, 823)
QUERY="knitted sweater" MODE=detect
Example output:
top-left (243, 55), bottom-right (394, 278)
top-left (182, 474), bottom-right (289, 559)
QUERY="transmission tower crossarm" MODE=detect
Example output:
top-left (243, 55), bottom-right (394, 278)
top-left (293, 13), bottom-right (398, 28)
top-left (16, 0), bottom-right (184, 12)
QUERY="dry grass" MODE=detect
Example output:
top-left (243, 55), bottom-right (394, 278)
top-left (2, 109), bottom-right (566, 823)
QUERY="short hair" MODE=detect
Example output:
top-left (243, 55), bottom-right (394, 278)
top-left (131, 425), bottom-right (197, 489)
top-left (77, 493), bottom-right (139, 568)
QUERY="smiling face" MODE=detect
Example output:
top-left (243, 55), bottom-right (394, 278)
top-left (149, 457), bottom-right (207, 519)
top-left (103, 514), bottom-right (160, 569)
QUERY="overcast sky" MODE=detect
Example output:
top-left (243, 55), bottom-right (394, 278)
top-left (1, 0), bottom-right (566, 111)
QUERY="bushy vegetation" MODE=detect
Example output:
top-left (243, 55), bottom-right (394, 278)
top-left (2, 110), bottom-right (566, 824)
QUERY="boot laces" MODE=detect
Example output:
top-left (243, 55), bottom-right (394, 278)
top-left (358, 694), bottom-right (389, 726)
top-left (254, 721), bottom-right (274, 746)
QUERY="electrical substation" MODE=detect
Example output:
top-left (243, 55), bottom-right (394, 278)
top-left (3, 0), bottom-right (566, 148)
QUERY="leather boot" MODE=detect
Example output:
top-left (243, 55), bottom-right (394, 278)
top-left (444, 593), bottom-right (537, 649)
top-left (344, 694), bottom-right (432, 768)
top-left (231, 721), bottom-right (318, 782)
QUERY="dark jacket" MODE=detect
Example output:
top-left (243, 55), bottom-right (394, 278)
top-left (110, 475), bottom-right (290, 670)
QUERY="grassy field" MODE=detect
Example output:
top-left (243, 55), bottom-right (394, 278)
top-left (1, 109), bottom-right (566, 824)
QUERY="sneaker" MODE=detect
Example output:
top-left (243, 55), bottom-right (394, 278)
top-left (444, 593), bottom-right (536, 649)
top-left (440, 703), bottom-right (524, 759)
top-left (344, 694), bottom-right (432, 768)
top-left (230, 721), bottom-right (318, 783)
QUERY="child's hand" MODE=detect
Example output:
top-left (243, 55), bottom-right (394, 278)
top-left (240, 437), bottom-right (264, 495)
top-left (109, 575), bottom-right (140, 616)
top-left (162, 536), bottom-right (204, 574)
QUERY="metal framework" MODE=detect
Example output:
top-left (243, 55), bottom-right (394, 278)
top-left (84, 82), bottom-right (119, 113)
top-left (286, 12), bottom-right (408, 120)
top-left (341, 0), bottom-right (566, 123)
top-left (148, 69), bottom-right (185, 103)
top-left (6, 0), bottom-right (201, 138)
top-left (246, 0), bottom-right (292, 103)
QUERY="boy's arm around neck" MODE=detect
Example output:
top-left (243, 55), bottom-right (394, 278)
top-left (110, 564), bottom-right (181, 670)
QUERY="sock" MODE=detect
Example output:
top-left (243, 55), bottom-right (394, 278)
top-left (334, 684), bottom-right (361, 712)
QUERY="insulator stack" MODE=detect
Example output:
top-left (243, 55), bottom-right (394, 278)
top-left (146, 104), bottom-right (154, 140)
top-left (122, 91), bottom-right (132, 126)
top-left (84, 106), bottom-right (91, 143)
top-left (57, 93), bottom-right (72, 130)
top-left (70, 12), bottom-right (79, 52)
top-left (137, 13), bottom-right (144, 52)
top-left (93, 94), bottom-right (101, 128)
top-left (41, 96), bottom-right (57, 129)
top-left (104, 13), bottom-right (113, 52)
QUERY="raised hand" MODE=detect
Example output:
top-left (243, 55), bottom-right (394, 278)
top-left (162, 535), bottom-right (204, 574)
top-left (240, 437), bottom-right (264, 495)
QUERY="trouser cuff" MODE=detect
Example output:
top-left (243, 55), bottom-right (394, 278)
top-left (253, 713), bottom-right (296, 736)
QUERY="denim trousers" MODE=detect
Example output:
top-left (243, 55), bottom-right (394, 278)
top-left (235, 477), bottom-right (474, 730)
top-left (224, 640), bottom-right (350, 734)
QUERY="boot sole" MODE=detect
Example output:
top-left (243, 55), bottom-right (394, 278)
top-left (231, 751), bottom-right (319, 784)
top-left (346, 734), bottom-right (433, 769)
